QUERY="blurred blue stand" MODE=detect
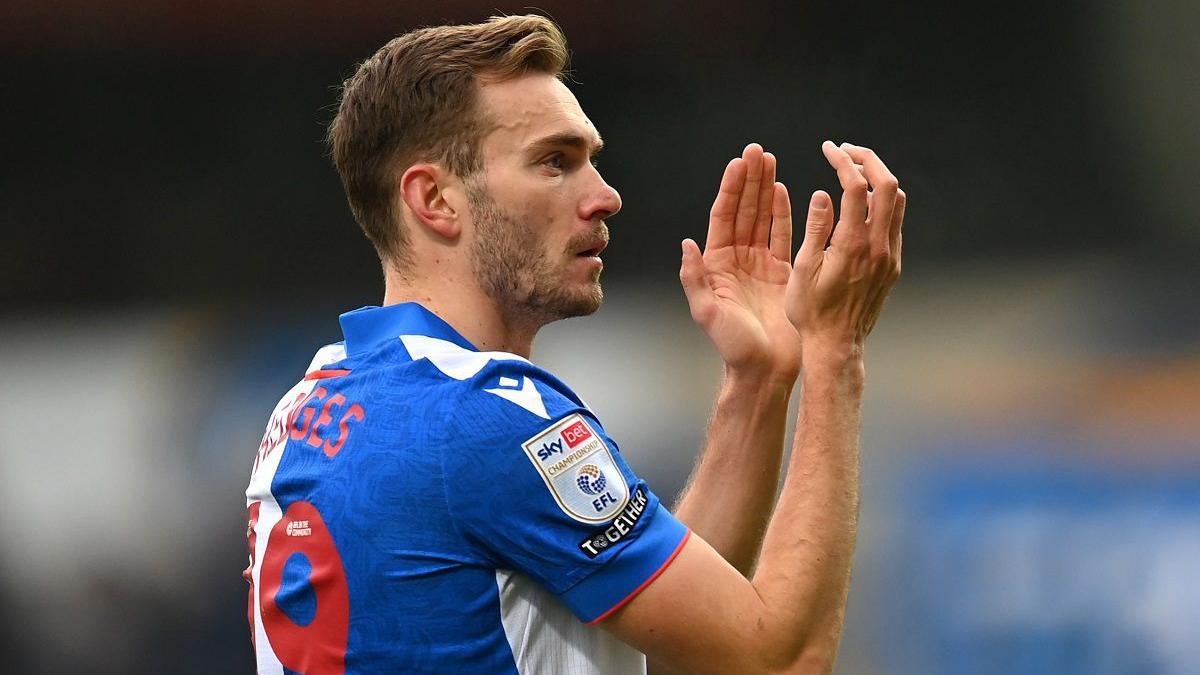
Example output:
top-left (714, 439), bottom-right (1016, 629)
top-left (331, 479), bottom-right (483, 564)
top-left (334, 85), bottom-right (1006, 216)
top-left (881, 451), bottom-right (1200, 675)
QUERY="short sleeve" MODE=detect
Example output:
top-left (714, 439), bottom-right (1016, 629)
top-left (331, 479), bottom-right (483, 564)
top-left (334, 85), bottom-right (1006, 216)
top-left (437, 360), bottom-right (689, 624)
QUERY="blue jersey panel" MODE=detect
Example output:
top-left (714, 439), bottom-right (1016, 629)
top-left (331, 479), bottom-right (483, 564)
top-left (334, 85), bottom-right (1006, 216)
top-left (269, 355), bottom-right (520, 673)
top-left (250, 303), bottom-right (689, 671)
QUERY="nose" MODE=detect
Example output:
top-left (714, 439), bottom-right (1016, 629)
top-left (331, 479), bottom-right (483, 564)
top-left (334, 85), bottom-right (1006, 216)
top-left (579, 169), bottom-right (622, 223)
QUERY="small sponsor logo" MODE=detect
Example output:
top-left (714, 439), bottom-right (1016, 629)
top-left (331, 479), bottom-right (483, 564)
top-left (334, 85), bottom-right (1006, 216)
top-left (578, 486), bottom-right (649, 558)
top-left (562, 420), bottom-right (593, 448)
top-left (536, 438), bottom-right (564, 460)
top-left (285, 520), bottom-right (312, 537)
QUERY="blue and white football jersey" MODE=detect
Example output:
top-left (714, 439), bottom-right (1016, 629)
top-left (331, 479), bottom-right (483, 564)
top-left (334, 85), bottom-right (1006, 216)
top-left (244, 302), bottom-right (690, 674)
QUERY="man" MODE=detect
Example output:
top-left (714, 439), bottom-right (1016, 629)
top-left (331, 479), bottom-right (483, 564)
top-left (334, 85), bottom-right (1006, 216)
top-left (244, 14), bottom-right (903, 675)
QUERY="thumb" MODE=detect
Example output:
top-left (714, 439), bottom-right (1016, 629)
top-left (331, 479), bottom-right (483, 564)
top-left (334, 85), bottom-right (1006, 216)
top-left (796, 190), bottom-right (834, 262)
top-left (679, 239), bottom-right (716, 323)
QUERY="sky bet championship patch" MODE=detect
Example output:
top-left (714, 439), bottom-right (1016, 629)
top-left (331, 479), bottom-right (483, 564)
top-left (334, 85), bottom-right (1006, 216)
top-left (520, 413), bottom-right (630, 523)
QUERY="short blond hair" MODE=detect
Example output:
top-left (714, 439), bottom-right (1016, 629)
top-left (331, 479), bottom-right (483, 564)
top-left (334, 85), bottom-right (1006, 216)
top-left (327, 15), bottom-right (569, 268)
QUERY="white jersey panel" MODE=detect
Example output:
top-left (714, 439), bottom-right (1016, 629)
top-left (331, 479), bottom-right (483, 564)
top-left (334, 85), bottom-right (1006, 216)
top-left (306, 343), bottom-right (348, 372)
top-left (496, 569), bottom-right (646, 675)
top-left (245, 346), bottom-right (337, 674)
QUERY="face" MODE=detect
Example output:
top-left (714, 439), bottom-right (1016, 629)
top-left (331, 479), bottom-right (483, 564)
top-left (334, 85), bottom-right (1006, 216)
top-left (466, 73), bottom-right (622, 324)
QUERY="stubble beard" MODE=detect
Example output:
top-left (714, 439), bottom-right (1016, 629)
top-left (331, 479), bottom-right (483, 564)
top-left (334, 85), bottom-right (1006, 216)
top-left (467, 183), bottom-right (604, 326)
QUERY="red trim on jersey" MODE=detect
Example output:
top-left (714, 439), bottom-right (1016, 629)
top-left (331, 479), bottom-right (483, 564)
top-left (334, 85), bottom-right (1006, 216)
top-left (586, 529), bottom-right (692, 625)
top-left (304, 369), bottom-right (351, 380)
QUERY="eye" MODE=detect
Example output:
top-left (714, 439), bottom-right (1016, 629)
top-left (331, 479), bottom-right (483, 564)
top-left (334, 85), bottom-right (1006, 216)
top-left (590, 155), bottom-right (600, 169)
top-left (543, 153), bottom-right (565, 170)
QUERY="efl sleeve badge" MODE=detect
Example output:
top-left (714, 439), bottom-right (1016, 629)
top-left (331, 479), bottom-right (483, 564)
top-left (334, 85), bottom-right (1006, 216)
top-left (520, 413), bottom-right (630, 523)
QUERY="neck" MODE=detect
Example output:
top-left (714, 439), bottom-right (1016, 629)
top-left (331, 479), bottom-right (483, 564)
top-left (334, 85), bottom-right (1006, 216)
top-left (383, 270), bottom-right (542, 358)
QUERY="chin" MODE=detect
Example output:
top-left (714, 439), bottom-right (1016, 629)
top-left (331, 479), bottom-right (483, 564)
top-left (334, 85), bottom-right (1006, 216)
top-left (488, 267), bottom-right (604, 325)
top-left (554, 282), bottom-right (604, 319)
top-left (538, 277), bottom-right (603, 321)
top-left (576, 287), bottom-right (604, 316)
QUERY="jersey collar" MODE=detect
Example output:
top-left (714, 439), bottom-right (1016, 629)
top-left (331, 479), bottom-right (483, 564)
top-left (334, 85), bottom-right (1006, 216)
top-left (339, 303), bottom-right (478, 356)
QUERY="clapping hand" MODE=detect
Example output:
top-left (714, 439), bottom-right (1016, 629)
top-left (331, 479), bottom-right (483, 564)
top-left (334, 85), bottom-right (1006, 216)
top-left (680, 143), bottom-right (803, 381)
top-left (785, 142), bottom-right (904, 359)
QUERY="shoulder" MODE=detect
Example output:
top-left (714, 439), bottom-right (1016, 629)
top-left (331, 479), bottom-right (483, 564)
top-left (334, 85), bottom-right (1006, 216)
top-left (398, 334), bottom-right (588, 428)
top-left (305, 342), bottom-right (349, 374)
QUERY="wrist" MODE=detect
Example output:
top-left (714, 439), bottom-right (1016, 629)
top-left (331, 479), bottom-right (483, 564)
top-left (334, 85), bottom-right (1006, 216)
top-left (724, 362), bottom-right (798, 390)
top-left (723, 364), bottom-right (796, 399)
top-left (800, 335), bottom-right (862, 367)
top-left (800, 340), bottom-right (865, 389)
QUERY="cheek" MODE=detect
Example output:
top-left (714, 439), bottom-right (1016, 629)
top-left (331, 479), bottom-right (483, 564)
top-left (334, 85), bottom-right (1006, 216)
top-left (527, 187), bottom-right (566, 219)
top-left (515, 196), bottom-right (569, 242)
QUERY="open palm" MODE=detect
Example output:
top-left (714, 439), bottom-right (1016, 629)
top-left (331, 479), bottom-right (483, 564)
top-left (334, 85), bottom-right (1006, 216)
top-left (681, 144), bottom-right (803, 380)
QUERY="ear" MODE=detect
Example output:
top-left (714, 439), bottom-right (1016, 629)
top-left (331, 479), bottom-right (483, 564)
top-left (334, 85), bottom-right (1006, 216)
top-left (398, 163), bottom-right (460, 240)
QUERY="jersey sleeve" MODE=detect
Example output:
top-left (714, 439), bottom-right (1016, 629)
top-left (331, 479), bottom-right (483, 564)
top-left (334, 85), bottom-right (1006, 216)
top-left (436, 359), bottom-right (690, 624)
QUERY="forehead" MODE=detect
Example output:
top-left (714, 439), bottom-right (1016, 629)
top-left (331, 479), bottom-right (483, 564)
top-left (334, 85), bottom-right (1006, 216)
top-left (476, 73), bottom-right (601, 156)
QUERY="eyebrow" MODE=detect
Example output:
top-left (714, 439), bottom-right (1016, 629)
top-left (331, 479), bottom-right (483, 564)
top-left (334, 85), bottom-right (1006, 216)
top-left (526, 131), bottom-right (604, 156)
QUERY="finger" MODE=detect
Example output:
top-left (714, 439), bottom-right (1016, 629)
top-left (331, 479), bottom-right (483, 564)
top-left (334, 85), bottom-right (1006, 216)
top-left (840, 143), bottom-right (898, 254)
top-left (890, 188), bottom-right (906, 268)
top-left (841, 142), bottom-right (895, 179)
top-left (734, 143), bottom-right (764, 246)
top-left (680, 238), bottom-right (717, 324)
top-left (796, 190), bottom-right (834, 261)
top-left (821, 141), bottom-right (868, 248)
top-left (706, 158), bottom-right (747, 250)
top-left (862, 188), bottom-right (906, 337)
top-left (751, 152), bottom-right (777, 249)
top-left (768, 182), bottom-right (793, 262)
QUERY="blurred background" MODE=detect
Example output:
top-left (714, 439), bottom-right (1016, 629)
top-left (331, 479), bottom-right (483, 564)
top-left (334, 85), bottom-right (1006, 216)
top-left (1, 1), bottom-right (1198, 673)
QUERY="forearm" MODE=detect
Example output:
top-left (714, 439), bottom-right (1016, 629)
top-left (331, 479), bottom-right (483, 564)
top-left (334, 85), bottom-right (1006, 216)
top-left (751, 348), bottom-right (864, 670)
top-left (672, 367), bottom-right (792, 575)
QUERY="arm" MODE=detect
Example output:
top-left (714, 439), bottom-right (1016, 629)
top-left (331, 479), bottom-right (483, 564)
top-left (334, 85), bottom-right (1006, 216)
top-left (607, 142), bottom-right (905, 674)
top-left (672, 368), bottom-right (791, 576)
top-left (673, 144), bottom-right (803, 575)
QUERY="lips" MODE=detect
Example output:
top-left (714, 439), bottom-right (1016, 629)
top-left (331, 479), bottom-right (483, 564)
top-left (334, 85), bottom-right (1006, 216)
top-left (575, 245), bottom-right (605, 257)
